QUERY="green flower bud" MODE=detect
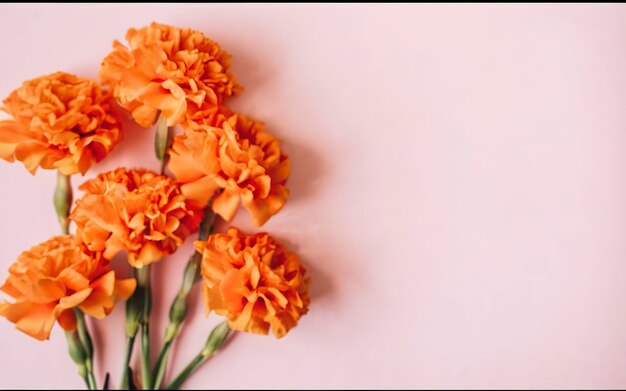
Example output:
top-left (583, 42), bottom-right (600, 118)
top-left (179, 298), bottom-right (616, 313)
top-left (125, 288), bottom-right (143, 337)
top-left (201, 321), bottom-right (231, 358)
top-left (65, 330), bottom-right (87, 378)
top-left (154, 113), bottom-right (172, 175)
top-left (54, 173), bottom-right (72, 234)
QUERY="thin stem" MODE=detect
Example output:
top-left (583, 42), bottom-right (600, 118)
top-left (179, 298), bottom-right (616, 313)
top-left (122, 267), bottom-right (142, 389)
top-left (141, 321), bottom-right (152, 389)
top-left (152, 206), bottom-right (217, 389)
top-left (165, 322), bottom-right (231, 390)
top-left (152, 340), bottom-right (172, 389)
top-left (166, 353), bottom-right (204, 390)
top-left (138, 266), bottom-right (153, 389)
top-left (119, 335), bottom-right (136, 390)
top-left (86, 367), bottom-right (97, 390)
top-left (74, 309), bottom-right (97, 390)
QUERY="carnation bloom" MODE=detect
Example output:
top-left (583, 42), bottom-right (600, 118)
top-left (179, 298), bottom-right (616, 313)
top-left (168, 113), bottom-right (290, 226)
top-left (99, 22), bottom-right (241, 128)
top-left (0, 235), bottom-right (135, 341)
top-left (70, 168), bottom-right (203, 268)
top-left (0, 72), bottom-right (123, 175)
top-left (196, 227), bottom-right (310, 338)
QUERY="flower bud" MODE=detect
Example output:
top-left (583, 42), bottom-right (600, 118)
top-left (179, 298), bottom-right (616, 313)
top-left (54, 173), bottom-right (72, 234)
top-left (65, 330), bottom-right (87, 378)
top-left (201, 321), bottom-right (230, 358)
top-left (154, 113), bottom-right (172, 165)
top-left (125, 290), bottom-right (142, 337)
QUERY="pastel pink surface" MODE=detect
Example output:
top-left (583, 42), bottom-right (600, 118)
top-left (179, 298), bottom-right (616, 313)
top-left (1, 3), bottom-right (626, 389)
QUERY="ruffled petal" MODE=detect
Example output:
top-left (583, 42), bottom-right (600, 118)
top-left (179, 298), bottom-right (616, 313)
top-left (0, 301), bottom-right (56, 341)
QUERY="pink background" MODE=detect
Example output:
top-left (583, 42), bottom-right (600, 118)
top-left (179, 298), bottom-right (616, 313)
top-left (1, 3), bottom-right (626, 389)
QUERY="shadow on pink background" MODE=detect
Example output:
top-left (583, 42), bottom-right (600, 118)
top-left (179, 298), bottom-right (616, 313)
top-left (0, 3), bottom-right (626, 389)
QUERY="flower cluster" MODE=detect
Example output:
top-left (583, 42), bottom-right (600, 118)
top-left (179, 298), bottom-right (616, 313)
top-left (0, 21), bottom-right (311, 390)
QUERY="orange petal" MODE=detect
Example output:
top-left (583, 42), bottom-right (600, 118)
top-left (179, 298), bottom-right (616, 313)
top-left (59, 268), bottom-right (90, 292)
top-left (0, 120), bottom-right (28, 162)
top-left (212, 188), bottom-right (240, 221)
top-left (131, 105), bottom-right (159, 128)
top-left (0, 301), bottom-right (57, 341)
top-left (269, 312), bottom-right (298, 339)
top-left (57, 309), bottom-right (77, 331)
top-left (132, 242), bottom-right (164, 268)
top-left (241, 185), bottom-right (289, 226)
top-left (180, 176), bottom-right (221, 208)
top-left (57, 288), bottom-right (93, 311)
top-left (114, 278), bottom-right (136, 301)
top-left (79, 290), bottom-right (112, 319)
top-left (90, 270), bottom-right (115, 296)
top-left (136, 81), bottom-right (187, 127)
top-left (268, 157), bottom-right (291, 184)
top-left (219, 269), bottom-right (249, 313)
top-left (14, 142), bottom-right (51, 174)
top-left (228, 301), bottom-right (255, 332)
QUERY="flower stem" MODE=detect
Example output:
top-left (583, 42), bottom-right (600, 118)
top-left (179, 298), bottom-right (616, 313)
top-left (137, 266), bottom-right (153, 389)
top-left (54, 172), bottom-right (72, 234)
top-left (141, 321), bottom-right (152, 389)
top-left (119, 335), bottom-right (136, 389)
top-left (122, 267), bottom-right (143, 388)
top-left (165, 322), bottom-right (231, 390)
top-left (166, 353), bottom-right (203, 391)
top-left (152, 206), bottom-right (217, 389)
top-left (56, 173), bottom-right (94, 389)
top-left (56, 173), bottom-right (92, 389)
top-left (74, 308), bottom-right (97, 390)
top-left (151, 339), bottom-right (172, 390)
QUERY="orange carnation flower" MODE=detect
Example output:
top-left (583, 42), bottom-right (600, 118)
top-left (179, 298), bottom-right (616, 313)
top-left (99, 22), bottom-right (241, 128)
top-left (0, 235), bottom-right (135, 341)
top-left (195, 227), bottom-right (310, 338)
top-left (168, 113), bottom-right (290, 226)
top-left (70, 168), bottom-right (202, 268)
top-left (0, 72), bottom-right (123, 175)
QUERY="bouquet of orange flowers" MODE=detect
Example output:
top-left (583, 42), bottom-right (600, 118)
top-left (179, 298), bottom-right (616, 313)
top-left (0, 22), bottom-right (310, 390)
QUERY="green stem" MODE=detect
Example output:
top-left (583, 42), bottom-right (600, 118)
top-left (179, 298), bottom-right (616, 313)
top-left (144, 111), bottom-right (170, 389)
top-left (119, 335), bottom-right (136, 390)
top-left (56, 173), bottom-right (90, 389)
top-left (54, 172), bottom-right (72, 234)
top-left (152, 339), bottom-right (172, 390)
top-left (74, 309), bottom-right (97, 390)
top-left (152, 206), bottom-right (217, 389)
top-left (141, 321), bottom-right (152, 389)
top-left (86, 367), bottom-right (97, 390)
top-left (165, 322), bottom-right (231, 390)
top-left (166, 353), bottom-right (204, 390)
top-left (138, 266), bottom-right (153, 389)
top-left (122, 267), bottom-right (143, 389)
